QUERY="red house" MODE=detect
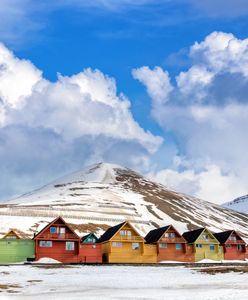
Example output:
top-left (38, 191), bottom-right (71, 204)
top-left (34, 217), bottom-right (81, 263)
top-left (79, 233), bottom-right (102, 263)
top-left (145, 225), bottom-right (194, 262)
top-left (34, 217), bottom-right (102, 263)
top-left (214, 230), bottom-right (247, 261)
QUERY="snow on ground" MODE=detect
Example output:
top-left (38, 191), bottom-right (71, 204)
top-left (0, 265), bottom-right (247, 300)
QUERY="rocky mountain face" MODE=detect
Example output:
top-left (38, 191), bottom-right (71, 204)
top-left (222, 195), bottom-right (248, 215)
top-left (1, 163), bottom-right (248, 241)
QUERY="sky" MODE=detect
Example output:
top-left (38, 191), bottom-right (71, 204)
top-left (0, 0), bottom-right (248, 204)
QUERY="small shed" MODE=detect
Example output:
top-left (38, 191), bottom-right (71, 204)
top-left (79, 233), bottom-right (102, 263)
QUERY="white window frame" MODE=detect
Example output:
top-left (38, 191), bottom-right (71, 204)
top-left (39, 240), bottom-right (53, 247)
top-left (65, 241), bottom-right (75, 251)
top-left (132, 242), bottom-right (140, 250)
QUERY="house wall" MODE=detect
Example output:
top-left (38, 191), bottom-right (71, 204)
top-left (79, 244), bottom-right (102, 263)
top-left (224, 244), bottom-right (246, 260)
top-left (35, 240), bottom-right (80, 263)
top-left (0, 240), bottom-right (35, 264)
top-left (157, 243), bottom-right (194, 262)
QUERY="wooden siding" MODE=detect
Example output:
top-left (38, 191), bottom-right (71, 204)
top-left (194, 230), bottom-right (224, 261)
top-left (0, 239), bottom-right (35, 264)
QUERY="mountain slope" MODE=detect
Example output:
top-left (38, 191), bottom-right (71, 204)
top-left (222, 195), bottom-right (248, 214)
top-left (1, 163), bottom-right (248, 242)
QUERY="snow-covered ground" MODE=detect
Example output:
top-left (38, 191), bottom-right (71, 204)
top-left (0, 265), bottom-right (247, 300)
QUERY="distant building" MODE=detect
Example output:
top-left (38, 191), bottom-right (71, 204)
top-left (183, 228), bottom-right (224, 261)
top-left (145, 225), bottom-right (194, 262)
top-left (0, 229), bottom-right (34, 264)
top-left (98, 221), bottom-right (157, 263)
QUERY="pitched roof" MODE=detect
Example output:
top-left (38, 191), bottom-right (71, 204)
top-left (145, 225), bottom-right (170, 243)
top-left (81, 233), bottom-right (98, 243)
top-left (182, 228), bottom-right (205, 243)
top-left (214, 230), bottom-right (245, 244)
top-left (97, 222), bottom-right (125, 243)
top-left (33, 216), bottom-right (80, 240)
top-left (1, 229), bottom-right (31, 240)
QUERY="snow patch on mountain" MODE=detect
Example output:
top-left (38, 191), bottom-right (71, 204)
top-left (222, 195), bottom-right (248, 214)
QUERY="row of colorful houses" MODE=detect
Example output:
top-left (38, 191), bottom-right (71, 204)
top-left (0, 216), bottom-right (247, 264)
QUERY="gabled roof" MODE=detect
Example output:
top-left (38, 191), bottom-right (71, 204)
top-left (97, 221), bottom-right (142, 243)
top-left (145, 225), bottom-right (170, 243)
top-left (182, 228), bottom-right (205, 243)
top-left (1, 229), bottom-right (31, 240)
top-left (214, 230), bottom-right (245, 244)
top-left (33, 216), bottom-right (80, 240)
top-left (81, 233), bottom-right (98, 243)
top-left (97, 222), bottom-right (125, 243)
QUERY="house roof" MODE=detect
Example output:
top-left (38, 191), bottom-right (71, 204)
top-left (97, 222), bottom-right (126, 243)
top-left (145, 225), bottom-right (170, 243)
top-left (182, 228), bottom-right (205, 243)
top-left (214, 230), bottom-right (245, 244)
top-left (33, 216), bottom-right (80, 240)
top-left (1, 229), bottom-right (31, 240)
top-left (81, 233), bottom-right (98, 243)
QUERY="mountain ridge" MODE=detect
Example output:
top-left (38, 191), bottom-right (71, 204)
top-left (1, 163), bottom-right (248, 242)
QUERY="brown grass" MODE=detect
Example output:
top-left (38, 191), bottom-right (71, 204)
top-left (197, 266), bottom-right (248, 275)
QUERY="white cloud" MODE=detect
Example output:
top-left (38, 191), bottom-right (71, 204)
top-left (132, 66), bottom-right (173, 106)
top-left (135, 31), bottom-right (248, 204)
top-left (0, 43), bottom-right (42, 108)
top-left (149, 164), bottom-right (247, 204)
top-left (0, 43), bottom-right (162, 200)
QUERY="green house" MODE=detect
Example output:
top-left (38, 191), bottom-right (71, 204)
top-left (183, 228), bottom-right (224, 262)
top-left (0, 229), bottom-right (35, 264)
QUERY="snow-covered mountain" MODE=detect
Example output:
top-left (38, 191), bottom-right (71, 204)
top-left (1, 162), bottom-right (248, 242)
top-left (222, 195), bottom-right (248, 215)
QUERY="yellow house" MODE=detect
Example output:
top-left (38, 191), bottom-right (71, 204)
top-left (182, 228), bottom-right (224, 261)
top-left (98, 221), bottom-right (157, 263)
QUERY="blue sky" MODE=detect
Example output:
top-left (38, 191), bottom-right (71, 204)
top-left (1, 0), bottom-right (248, 203)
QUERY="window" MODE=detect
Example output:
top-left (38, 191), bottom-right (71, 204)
top-left (176, 243), bottom-right (182, 250)
top-left (164, 233), bottom-right (169, 238)
top-left (159, 243), bottom-right (168, 248)
top-left (209, 245), bottom-right (215, 251)
top-left (112, 242), bottom-right (122, 248)
top-left (170, 233), bottom-right (175, 239)
top-left (59, 228), bottom-right (65, 234)
top-left (50, 227), bottom-right (57, 233)
top-left (120, 230), bottom-right (132, 237)
top-left (196, 244), bottom-right (202, 248)
top-left (66, 242), bottom-right (74, 251)
top-left (237, 245), bottom-right (243, 251)
top-left (226, 244), bottom-right (232, 249)
top-left (5, 236), bottom-right (17, 239)
top-left (39, 241), bottom-right (52, 247)
top-left (202, 234), bottom-right (209, 240)
top-left (132, 243), bottom-right (140, 250)
top-left (120, 230), bottom-right (125, 236)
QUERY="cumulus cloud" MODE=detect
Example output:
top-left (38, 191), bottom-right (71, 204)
top-left (132, 66), bottom-right (173, 106)
top-left (134, 32), bottom-right (248, 204)
top-left (0, 43), bottom-right (162, 200)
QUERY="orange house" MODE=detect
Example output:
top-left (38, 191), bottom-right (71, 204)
top-left (145, 225), bottom-right (194, 262)
top-left (98, 221), bottom-right (157, 263)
